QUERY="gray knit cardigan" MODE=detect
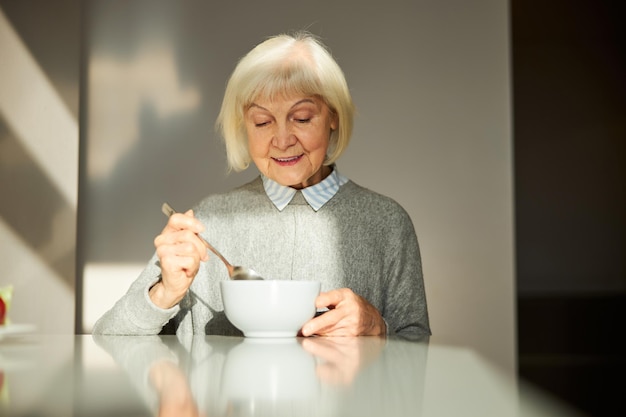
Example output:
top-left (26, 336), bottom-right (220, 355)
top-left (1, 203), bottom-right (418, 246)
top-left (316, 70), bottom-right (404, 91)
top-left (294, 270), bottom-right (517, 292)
top-left (92, 177), bottom-right (430, 339)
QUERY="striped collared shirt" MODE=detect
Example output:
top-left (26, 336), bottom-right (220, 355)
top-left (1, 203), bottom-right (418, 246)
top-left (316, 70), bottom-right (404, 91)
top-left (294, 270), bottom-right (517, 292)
top-left (261, 167), bottom-right (349, 211)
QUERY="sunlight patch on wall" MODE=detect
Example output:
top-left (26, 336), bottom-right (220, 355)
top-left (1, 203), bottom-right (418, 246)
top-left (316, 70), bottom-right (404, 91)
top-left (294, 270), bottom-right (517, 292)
top-left (0, 8), bottom-right (78, 208)
top-left (82, 262), bottom-right (146, 333)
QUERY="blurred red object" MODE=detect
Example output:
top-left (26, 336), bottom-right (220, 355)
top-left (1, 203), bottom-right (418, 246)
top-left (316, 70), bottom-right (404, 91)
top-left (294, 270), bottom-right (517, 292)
top-left (0, 297), bottom-right (5, 325)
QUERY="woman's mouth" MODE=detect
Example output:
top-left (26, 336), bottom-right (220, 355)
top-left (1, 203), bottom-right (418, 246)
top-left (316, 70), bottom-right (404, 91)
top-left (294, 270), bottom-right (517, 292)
top-left (272, 155), bottom-right (303, 166)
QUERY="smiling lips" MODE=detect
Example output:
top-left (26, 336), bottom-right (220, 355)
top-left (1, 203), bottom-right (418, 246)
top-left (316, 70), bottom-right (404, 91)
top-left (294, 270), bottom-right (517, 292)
top-left (272, 154), bottom-right (303, 166)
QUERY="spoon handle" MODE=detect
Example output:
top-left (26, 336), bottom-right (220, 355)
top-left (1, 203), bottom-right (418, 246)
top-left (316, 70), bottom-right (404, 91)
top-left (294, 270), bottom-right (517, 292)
top-left (161, 202), bottom-right (234, 276)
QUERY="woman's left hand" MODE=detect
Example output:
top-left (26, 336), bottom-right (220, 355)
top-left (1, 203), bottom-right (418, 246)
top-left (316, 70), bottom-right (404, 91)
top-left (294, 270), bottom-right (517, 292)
top-left (300, 288), bottom-right (386, 337)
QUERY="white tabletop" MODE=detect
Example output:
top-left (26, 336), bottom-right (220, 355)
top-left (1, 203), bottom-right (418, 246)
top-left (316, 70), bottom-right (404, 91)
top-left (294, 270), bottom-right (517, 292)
top-left (0, 334), bottom-right (580, 416)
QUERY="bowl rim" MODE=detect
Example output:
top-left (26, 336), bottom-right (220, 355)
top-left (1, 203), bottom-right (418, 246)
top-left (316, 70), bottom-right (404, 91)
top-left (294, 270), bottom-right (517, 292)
top-left (220, 279), bottom-right (321, 286)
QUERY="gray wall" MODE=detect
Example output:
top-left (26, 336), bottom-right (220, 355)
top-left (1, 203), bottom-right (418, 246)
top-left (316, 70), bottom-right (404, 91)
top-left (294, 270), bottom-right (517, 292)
top-left (0, 1), bottom-right (515, 373)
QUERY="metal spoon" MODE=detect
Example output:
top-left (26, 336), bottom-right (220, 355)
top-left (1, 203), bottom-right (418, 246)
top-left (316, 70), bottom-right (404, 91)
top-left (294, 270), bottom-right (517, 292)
top-left (161, 202), bottom-right (264, 280)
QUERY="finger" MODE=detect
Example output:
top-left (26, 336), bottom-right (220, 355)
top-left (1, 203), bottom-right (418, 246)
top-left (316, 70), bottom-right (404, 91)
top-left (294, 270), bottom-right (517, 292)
top-left (315, 289), bottom-right (349, 309)
top-left (155, 230), bottom-right (209, 262)
top-left (164, 210), bottom-right (205, 234)
top-left (159, 251), bottom-right (201, 278)
top-left (174, 212), bottom-right (209, 261)
top-left (302, 309), bottom-right (346, 336)
top-left (157, 236), bottom-right (204, 276)
top-left (175, 230), bottom-right (209, 261)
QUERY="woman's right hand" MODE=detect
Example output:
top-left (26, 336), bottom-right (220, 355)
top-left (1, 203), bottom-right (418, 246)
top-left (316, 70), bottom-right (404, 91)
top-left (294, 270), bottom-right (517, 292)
top-left (149, 209), bottom-right (209, 309)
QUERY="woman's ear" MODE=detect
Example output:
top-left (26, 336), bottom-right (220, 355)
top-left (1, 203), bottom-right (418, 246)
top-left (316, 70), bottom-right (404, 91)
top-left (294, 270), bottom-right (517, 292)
top-left (330, 112), bottom-right (338, 132)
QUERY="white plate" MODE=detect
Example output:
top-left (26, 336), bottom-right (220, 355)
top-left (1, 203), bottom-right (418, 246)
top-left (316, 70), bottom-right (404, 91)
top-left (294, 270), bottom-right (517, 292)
top-left (0, 323), bottom-right (37, 340)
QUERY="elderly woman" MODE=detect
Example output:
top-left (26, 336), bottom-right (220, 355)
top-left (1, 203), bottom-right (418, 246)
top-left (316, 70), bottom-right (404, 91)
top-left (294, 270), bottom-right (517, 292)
top-left (93, 32), bottom-right (430, 339)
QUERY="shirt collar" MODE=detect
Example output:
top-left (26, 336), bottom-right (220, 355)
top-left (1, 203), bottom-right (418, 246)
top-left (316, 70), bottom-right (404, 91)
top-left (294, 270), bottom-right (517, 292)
top-left (261, 166), bottom-right (349, 212)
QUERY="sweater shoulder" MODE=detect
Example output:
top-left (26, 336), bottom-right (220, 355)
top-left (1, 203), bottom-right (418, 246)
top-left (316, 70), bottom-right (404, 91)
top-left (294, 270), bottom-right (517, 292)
top-left (193, 177), bottom-right (267, 214)
top-left (338, 180), bottom-right (412, 218)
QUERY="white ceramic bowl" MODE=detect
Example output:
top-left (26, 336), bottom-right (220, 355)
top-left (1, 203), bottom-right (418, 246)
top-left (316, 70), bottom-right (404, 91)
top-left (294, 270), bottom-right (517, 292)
top-left (220, 280), bottom-right (320, 338)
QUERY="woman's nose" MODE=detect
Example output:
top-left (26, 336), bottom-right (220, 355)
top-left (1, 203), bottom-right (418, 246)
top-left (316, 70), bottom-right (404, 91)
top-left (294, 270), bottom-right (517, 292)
top-left (272, 124), bottom-right (297, 150)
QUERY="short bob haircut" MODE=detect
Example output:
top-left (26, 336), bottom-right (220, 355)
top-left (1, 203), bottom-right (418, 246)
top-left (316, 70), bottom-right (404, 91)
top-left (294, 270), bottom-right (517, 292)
top-left (216, 32), bottom-right (355, 172)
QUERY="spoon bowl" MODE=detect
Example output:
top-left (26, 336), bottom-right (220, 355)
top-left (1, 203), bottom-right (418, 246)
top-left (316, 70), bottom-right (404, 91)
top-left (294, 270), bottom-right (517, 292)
top-left (161, 202), bottom-right (264, 281)
top-left (231, 266), bottom-right (264, 281)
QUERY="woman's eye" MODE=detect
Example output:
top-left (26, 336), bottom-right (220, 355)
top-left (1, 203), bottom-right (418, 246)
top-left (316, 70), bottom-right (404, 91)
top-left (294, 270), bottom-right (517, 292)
top-left (294, 118), bottom-right (311, 124)
top-left (254, 121), bottom-right (270, 127)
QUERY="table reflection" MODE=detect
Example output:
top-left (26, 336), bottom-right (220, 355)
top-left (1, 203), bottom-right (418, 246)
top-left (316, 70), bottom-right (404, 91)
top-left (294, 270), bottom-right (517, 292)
top-left (92, 334), bottom-right (421, 417)
top-left (0, 334), bottom-right (580, 417)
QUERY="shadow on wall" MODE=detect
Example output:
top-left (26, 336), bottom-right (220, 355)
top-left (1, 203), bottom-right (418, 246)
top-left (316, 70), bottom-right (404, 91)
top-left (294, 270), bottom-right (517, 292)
top-left (0, 4), bottom-right (79, 289)
top-left (0, 126), bottom-right (76, 288)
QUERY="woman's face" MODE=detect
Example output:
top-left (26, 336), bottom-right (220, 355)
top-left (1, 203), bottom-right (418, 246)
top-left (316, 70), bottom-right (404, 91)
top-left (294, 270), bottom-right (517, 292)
top-left (245, 94), bottom-right (337, 189)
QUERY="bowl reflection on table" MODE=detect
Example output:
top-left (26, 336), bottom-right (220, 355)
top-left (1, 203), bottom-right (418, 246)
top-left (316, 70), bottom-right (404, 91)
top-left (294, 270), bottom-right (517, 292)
top-left (222, 338), bottom-right (319, 402)
top-left (220, 280), bottom-right (320, 338)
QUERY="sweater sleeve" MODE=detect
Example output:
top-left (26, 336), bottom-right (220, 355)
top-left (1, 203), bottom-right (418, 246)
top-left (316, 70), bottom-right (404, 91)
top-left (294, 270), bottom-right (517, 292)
top-left (91, 254), bottom-right (181, 335)
top-left (381, 206), bottom-right (431, 340)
